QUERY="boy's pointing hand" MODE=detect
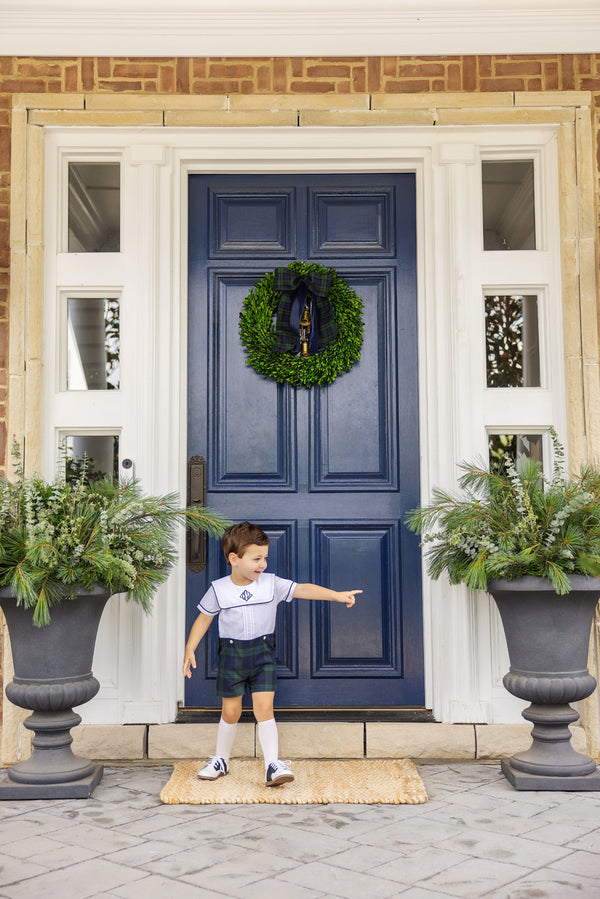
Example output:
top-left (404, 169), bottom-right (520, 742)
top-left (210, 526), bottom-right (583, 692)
top-left (339, 589), bottom-right (362, 608)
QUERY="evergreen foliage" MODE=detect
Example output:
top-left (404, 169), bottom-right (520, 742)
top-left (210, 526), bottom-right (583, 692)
top-left (406, 431), bottom-right (600, 594)
top-left (0, 445), bottom-right (229, 626)
top-left (239, 261), bottom-right (364, 388)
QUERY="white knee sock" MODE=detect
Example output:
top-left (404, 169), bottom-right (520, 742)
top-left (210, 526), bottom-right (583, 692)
top-left (257, 718), bottom-right (279, 769)
top-left (215, 718), bottom-right (237, 763)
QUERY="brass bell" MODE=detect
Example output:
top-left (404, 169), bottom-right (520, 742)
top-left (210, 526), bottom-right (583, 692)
top-left (299, 303), bottom-right (311, 357)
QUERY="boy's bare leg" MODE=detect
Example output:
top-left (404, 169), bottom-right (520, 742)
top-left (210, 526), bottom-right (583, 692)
top-left (221, 695), bottom-right (243, 724)
top-left (252, 691), bottom-right (275, 722)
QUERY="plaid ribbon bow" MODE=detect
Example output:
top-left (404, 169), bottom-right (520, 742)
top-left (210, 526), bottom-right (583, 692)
top-left (272, 267), bottom-right (338, 354)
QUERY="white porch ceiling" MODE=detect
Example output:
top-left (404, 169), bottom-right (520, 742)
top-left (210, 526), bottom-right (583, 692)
top-left (1, 0), bottom-right (599, 58)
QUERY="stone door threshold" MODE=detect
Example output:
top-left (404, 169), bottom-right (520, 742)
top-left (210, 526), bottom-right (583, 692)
top-left (175, 707), bottom-right (435, 723)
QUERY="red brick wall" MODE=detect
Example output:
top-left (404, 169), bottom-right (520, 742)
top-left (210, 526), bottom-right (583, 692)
top-left (1, 53), bottom-right (599, 471)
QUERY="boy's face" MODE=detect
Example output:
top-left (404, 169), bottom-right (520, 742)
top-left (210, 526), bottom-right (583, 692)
top-left (228, 543), bottom-right (269, 585)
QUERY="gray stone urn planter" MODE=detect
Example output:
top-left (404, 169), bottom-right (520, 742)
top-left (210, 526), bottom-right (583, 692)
top-left (0, 584), bottom-right (111, 799)
top-left (488, 575), bottom-right (600, 791)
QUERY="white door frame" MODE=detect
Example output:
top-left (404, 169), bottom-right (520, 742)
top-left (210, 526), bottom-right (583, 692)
top-left (41, 124), bottom-right (566, 725)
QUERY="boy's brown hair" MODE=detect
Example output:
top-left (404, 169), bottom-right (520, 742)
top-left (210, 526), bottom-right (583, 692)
top-left (221, 521), bottom-right (269, 560)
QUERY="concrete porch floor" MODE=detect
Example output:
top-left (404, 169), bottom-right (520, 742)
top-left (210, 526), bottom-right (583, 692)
top-left (0, 761), bottom-right (599, 897)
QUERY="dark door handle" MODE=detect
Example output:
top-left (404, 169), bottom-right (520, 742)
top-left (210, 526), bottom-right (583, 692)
top-left (187, 455), bottom-right (207, 572)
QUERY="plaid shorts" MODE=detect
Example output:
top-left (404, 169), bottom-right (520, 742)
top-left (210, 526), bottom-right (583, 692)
top-left (216, 633), bottom-right (277, 698)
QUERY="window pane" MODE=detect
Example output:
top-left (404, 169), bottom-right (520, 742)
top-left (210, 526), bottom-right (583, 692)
top-left (67, 297), bottom-right (120, 390)
top-left (485, 294), bottom-right (540, 387)
top-left (64, 435), bottom-right (119, 482)
top-left (68, 162), bottom-right (120, 252)
top-left (489, 434), bottom-right (543, 470)
top-left (482, 160), bottom-right (535, 250)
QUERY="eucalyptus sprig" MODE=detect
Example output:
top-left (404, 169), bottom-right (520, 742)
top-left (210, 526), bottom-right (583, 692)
top-left (406, 431), bottom-right (600, 595)
top-left (0, 444), bottom-right (230, 626)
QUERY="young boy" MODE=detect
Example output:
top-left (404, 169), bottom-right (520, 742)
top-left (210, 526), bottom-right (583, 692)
top-left (183, 521), bottom-right (361, 786)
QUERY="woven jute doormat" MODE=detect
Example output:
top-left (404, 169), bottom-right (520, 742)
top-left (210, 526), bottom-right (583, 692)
top-left (160, 759), bottom-right (428, 805)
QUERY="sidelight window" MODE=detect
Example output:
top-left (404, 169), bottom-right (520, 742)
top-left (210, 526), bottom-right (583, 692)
top-left (68, 161), bottom-right (120, 252)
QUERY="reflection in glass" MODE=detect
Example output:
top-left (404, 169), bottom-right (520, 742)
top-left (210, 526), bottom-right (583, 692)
top-left (489, 433), bottom-right (543, 471)
top-left (64, 435), bottom-right (119, 483)
top-left (485, 294), bottom-right (540, 388)
top-left (67, 297), bottom-right (120, 390)
top-left (68, 162), bottom-right (120, 252)
top-left (482, 160), bottom-right (535, 250)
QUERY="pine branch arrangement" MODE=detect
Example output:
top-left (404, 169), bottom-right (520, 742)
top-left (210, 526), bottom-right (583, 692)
top-left (0, 444), bottom-right (230, 626)
top-left (406, 430), bottom-right (600, 595)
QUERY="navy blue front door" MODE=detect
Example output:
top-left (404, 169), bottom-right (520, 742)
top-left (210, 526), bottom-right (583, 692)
top-left (186, 174), bottom-right (423, 708)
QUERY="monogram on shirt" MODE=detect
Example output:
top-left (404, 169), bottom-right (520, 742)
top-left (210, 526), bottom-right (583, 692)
top-left (239, 590), bottom-right (253, 602)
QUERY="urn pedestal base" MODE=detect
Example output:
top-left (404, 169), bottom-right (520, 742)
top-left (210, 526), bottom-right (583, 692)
top-left (501, 759), bottom-right (600, 791)
top-left (0, 765), bottom-right (104, 800)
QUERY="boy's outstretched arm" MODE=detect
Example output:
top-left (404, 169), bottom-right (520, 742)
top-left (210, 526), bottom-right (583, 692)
top-left (293, 584), bottom-right (361, 608)
top-left (183, 612), bottom-right (214, 678)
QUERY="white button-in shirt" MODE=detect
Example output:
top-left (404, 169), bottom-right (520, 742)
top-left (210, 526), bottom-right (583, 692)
top-left (197, 572), bottom-right (296, 640)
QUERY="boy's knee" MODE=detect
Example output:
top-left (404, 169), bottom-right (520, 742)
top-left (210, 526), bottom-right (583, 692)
top-left (221, 698), bottom-right (242, 724)
top-left (252, 699), bottom-right (274, 722)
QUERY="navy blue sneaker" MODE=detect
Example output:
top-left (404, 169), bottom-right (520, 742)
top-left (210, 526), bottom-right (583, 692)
top-left (265, 760), bottom-right (294, 786)
top-left (198, 756), bottom-right (228, 780)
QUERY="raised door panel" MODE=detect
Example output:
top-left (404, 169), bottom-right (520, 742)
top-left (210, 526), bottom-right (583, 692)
top-left (310, 271), bottom-right (397, 491)
top-left (309, 188), bottom-right (395, 256)
top-left (310, 522), bottom-right (401, 679)
top-left (209, 188), bottom-right (296, 257)
top-left (209, 272), bottom-right (296, 491)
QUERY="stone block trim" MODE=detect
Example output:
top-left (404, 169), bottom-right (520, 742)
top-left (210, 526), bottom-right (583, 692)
top-left (147, 722), bottom-right (255, 760)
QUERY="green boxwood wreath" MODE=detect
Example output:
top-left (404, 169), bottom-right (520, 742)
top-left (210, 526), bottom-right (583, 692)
top-left (239, 262), bottom-right (364, 389)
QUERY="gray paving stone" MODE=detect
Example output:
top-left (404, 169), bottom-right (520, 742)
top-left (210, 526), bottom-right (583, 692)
top-left (0, 833), bottom-right (96, 862)
top-left (228, 821), bottom-right (356, 862)
top-left (104, 838), bottom-right (186, 868)
top-left (44, 821), bottom-right (144, 854)
top-left (324, 843), bottom-right (404, 872)
top-left (436, 827), bottom-right (572, 868)
top-left (15, 841), bottom-right (99, 870)
top-left (110, 874), bottom-right (219, 898)
top-left (564, 827), bottom-right (600, 854)
top-left (359, 815), bottom-right (459, 849)
top-left (276, 805), bottom-right (391, 839)
top-left (549, 848), bottom-right (600, 878)
top-left (278, 860), bottom-right (403, 899)
top-left (226, 878), bottom-right (328, 899)
top-left (0, 858), bottom-right (146, 899)
top-left (424, 806), bottom-right (544, 836)
top-left (487, 869), bottom-right (600, 898)
top-left (423, 856), bottom-right (531, 897)
top-left (143, 844), bottom-right (240, 880)
top-left (178, 849), bottom-right (300, 893)
top-left (0, 813), bottom-right (66, 842)
top-left (533, 795), bottom-right (600, 825)
top-left (393, 889), bottom-right (464, 899)
top-left (114, 810), bottom-right (202, 837)
top-left (525, 821), bottom-right (595, 846)
top-left (370, 846), bottom-right (471, 885)
top-left (0, 852), bottom-right (48, 887)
